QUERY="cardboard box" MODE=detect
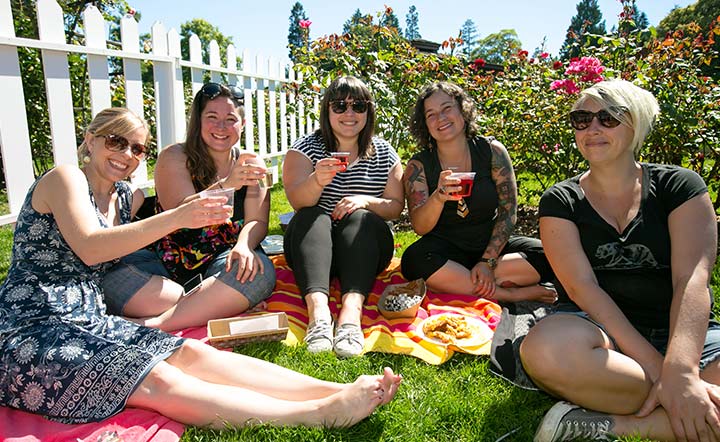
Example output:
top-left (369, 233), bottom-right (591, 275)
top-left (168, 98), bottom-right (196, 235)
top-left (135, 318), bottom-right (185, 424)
top-left (207, 312), bottom-right (289, 349)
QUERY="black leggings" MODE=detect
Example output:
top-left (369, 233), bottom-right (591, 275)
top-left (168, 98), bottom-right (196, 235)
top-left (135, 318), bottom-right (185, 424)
top-left (284, 206), bottom-right (394, 299)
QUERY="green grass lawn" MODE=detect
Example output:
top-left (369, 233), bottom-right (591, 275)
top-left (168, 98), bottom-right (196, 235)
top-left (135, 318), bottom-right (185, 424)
top-left (0, 185), bottom-right (718, 441)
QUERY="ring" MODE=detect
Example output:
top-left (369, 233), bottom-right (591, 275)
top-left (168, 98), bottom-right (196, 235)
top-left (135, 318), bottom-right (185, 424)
top-left (439, 186), bottom-right (446, 195)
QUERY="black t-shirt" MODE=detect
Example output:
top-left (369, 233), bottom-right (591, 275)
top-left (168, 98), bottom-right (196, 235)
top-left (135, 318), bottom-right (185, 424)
top-left (411, 136), bottom-right (498, 253)
top-left (539, 163), bottom-right (708, 329)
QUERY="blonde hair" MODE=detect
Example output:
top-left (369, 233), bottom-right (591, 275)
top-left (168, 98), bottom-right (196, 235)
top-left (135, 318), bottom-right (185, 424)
top-left (77, 108), bottom-right (149, 164)
top-left (572, 79), bottom-right (659, 157)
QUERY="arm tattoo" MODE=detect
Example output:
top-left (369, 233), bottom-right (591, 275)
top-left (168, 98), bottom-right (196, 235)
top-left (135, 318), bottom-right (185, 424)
top-left (485, 142), bottom-right (518, 257)
top-left (403, 162), bottom-right (428, 211)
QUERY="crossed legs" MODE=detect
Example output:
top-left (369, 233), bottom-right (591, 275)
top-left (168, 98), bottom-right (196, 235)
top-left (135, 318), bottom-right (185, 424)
top-left (521, 314), bottom-right (720, 441)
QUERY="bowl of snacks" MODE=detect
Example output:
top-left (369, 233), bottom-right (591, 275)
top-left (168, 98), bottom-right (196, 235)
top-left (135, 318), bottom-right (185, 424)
top-left (378, 279), bottom-right (426, 319)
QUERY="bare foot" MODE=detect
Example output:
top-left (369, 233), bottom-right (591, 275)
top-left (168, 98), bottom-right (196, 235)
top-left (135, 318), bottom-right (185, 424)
top-left (494, 284), bottom-right (558, 304)
top-left (321, 375), bottom-right (383, 427)
top-left (379, 367), bottom-right (402, 405)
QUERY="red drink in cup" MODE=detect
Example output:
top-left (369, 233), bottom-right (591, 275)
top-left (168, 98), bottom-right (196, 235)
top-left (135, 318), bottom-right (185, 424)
top-left (449, 172), bottom-right (476, 197)
top-left (331, 152), bottom-right (350, 171)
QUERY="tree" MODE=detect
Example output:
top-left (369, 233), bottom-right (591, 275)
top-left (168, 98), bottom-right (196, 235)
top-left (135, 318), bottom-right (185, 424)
top-left (379, 6), bottom-right (401, 35)
top-left (343, 9), bottom-right (365, 34)
top-left (459, 19), bottom-right (478, 58)
top-left (404, 5), bottom-right (421, 40)
top-left (471, 29), bottom-right (522, 64)
top-left (287, 2), bottom-right (308, 61)
top-left (560, 0), bottom-right (606, 60)
top-left (617, 1), bottom-right (649, 35)
top-left (657, 0), bottom-right (720, 74)
top-left (10, 0), bottom-right (132, 176)
top-left (180, 19), bottom-right (234, 68)
top-left (658, 0), bottom-right (720, 35)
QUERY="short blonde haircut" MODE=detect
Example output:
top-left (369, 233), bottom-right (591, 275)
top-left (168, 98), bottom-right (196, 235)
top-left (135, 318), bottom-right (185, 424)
top-left (572, 79), bottom-right (659, 157)
top-left (77, 108), bottom-right (149, 164)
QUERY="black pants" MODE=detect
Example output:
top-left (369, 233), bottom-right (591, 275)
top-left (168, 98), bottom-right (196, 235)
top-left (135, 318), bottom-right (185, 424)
top-left (401, 234), bottom-right (554, 283)
top-left (284, 206), bottom-right (394, 299)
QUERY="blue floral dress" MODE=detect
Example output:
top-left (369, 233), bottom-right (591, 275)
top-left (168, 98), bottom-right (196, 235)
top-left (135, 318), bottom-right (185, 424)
top-left (0, 176), bottom-right (184, 424)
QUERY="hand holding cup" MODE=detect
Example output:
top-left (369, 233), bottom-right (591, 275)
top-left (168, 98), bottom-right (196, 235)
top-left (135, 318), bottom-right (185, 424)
top-left (176, 194), bottom-right (233, 229)
top-left (226, 152), bottom-right (268, 189)
top-left (331, 152), bottom-right (350, 172)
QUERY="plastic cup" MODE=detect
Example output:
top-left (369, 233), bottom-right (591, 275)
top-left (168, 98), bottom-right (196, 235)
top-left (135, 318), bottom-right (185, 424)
top-left (448, 172), bottom-right (476, 197)
top-left (200, 187), bottom-right (235, 209)
top-left (331, 152), bottom-right (350, 171)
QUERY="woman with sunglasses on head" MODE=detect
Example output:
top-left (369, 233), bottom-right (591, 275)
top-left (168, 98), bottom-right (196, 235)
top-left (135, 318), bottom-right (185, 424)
top-left (521, 79), bottom-right (720, 442)
top-left (283, 76), bottom-right (404, 358)
top-left (103, 83), bottom-right (276, 331)
top-left (0, 106), bottom-right (401, 426)
top-left (401, 81), bottom-right (556, 303)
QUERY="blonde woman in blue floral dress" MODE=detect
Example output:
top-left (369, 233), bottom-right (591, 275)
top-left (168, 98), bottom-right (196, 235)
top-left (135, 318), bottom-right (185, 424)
top-left (0, 107), bottom-right (400, 427)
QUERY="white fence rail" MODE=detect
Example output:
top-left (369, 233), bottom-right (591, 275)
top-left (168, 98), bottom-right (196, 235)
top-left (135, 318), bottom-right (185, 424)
top-left (0, 0), bottom-right (317, 226)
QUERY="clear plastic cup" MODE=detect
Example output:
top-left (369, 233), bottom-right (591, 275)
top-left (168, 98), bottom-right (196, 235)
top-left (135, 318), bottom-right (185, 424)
top-left (448, 172), bottom-right (476, 197)
top-left (200, 187), bottom-right (235, 208)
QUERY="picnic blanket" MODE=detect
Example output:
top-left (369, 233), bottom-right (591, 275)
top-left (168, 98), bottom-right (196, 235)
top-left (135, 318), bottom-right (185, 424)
top-left (267, 255), bottom-right (502, 365)
top-left (0, 254), bottom-right (501, 441)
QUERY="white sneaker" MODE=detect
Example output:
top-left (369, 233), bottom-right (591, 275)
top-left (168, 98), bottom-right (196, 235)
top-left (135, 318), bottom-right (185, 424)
top-left (333, 323), bottom-right (364, 358)
top-left (304, 319), bottom-right (333, 353)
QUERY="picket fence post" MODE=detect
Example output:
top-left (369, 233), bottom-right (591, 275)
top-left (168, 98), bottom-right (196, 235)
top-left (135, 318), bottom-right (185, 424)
top-left (0, 0), bottom-right (309, 225)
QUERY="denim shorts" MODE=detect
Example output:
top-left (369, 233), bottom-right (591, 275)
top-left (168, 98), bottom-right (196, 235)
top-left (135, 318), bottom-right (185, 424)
top-left (102, 247), bottom-right (276, 315)
top-left (555, 305), bottom-right (720, 370)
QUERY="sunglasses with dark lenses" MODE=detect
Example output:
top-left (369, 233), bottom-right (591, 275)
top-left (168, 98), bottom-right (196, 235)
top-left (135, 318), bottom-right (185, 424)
top-left (329, 100), bottom-right (370, 114)
top-left (569, 109), bottom-right (625, 130)
top-left (103, 134), bottom-right (149, 159)
top-left (200, 82), bottom-right (244, 103)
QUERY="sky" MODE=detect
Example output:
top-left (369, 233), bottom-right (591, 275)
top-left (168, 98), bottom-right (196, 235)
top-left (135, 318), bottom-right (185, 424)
top-left (128, 0), bottom-right (696, 73)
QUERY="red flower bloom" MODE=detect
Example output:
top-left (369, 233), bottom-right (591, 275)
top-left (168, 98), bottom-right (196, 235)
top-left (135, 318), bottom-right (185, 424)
top-left (299, 19), bottom-right (312, 29)
top-left (539, 52), bottom-right (549, 59)
top-left (553, 60), bottom-right (563, 70)
top-left (518, 50), bottom-right (529, 58)
top-left (473, 58), bottom-right (486, 68)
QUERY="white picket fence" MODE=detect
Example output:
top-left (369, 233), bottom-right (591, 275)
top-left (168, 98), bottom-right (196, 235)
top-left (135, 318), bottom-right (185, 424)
top-left (0, 0), bottom-right (319, 226)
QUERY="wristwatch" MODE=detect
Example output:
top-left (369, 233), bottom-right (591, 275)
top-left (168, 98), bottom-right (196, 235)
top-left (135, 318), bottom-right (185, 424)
top-left (479, 257), bottom-right (498, 270)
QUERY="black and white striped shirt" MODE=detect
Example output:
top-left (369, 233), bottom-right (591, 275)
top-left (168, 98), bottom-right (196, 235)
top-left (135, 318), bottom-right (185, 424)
top-left (291, 132), bottom-right (400, 215)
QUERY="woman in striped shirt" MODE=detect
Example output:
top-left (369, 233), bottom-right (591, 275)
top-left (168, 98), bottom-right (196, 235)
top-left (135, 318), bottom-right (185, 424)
top-left (283, 76), bottom-right (404, 358)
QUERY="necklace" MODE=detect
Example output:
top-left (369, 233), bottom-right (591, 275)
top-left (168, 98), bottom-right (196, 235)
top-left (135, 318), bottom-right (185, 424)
top-left (439, 144), bottom-right (470, 171)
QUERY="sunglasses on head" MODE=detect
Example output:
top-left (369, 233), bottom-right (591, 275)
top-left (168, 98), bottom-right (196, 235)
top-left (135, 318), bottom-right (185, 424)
top-left (569, 107), bottom-right (627, 130)
top-left (102, 134), bottom-right (149, 160)
top-left (329, 99), bottom-right (370, 114)
top-left (200, 82), bottom-right (244, 103)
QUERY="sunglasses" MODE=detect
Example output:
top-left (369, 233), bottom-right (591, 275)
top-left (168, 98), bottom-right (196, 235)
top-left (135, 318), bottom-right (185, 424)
top-left (569, 108), bottom-right (627, 130)
top-left (329, 99), bottom-right (370, 114)
top-left (200, 82), bottom-right (244, 103)
top-left (102, 134), bottom-right (149, 160)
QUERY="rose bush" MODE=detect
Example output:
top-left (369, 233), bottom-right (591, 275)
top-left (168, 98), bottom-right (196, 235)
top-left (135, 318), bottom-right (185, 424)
top-left (291, 3), bottom-right (720, 210)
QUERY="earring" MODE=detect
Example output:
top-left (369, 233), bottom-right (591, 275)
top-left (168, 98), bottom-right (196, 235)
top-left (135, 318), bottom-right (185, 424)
top-left (82, 155), bottom-right (91, 164)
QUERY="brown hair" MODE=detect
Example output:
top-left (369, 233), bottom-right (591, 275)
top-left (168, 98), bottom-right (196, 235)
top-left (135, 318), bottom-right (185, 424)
top-left (410, 82), bottom-right (479, 150)
top-left (184, 83), bottom-right (245, 190)
top-left (317, 76), bottom-right (376, 159)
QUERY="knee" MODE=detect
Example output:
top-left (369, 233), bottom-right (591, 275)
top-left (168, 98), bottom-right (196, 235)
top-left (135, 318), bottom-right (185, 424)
top-left (165, 339), bottom-right (212, 368)
top-left (519, 321), bottom-right (575, 387)
top-left (293, 206), bottom-right (329, 226)
top-left (134, 360), bottom-right (186, 400)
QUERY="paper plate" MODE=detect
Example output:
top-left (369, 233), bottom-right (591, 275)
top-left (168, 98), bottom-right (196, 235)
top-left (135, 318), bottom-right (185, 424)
top-left (261, 235), bottom-right (284, 255)
top-left (417, 314), bottom-right (492, 348)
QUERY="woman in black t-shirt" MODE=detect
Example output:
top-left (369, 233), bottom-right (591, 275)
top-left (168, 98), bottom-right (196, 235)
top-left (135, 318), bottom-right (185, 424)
top-left (401, 81), bottom-right (555, 303)
top-left (526, 79), bottom-right (720, 442)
